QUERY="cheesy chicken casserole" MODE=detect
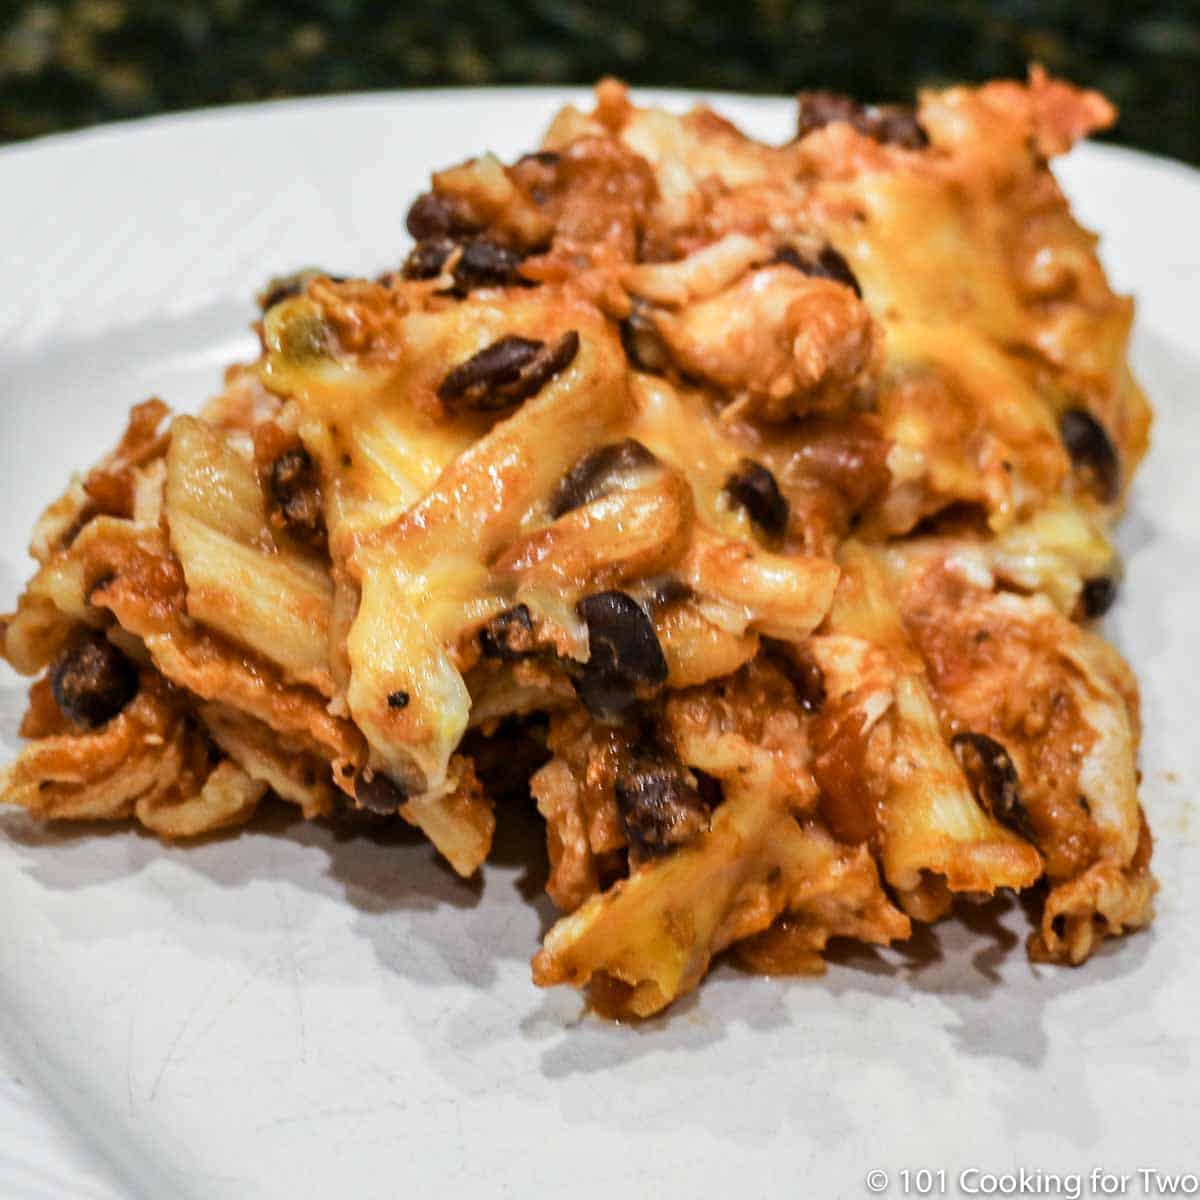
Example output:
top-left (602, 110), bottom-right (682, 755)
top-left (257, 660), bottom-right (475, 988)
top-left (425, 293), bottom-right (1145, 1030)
top-left (0, 71), bottom-right (1154, 1017)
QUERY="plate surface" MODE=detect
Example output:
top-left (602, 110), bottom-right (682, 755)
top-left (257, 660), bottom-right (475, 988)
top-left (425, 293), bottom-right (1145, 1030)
top-left (1, 90), bottom-right (1198, 1200)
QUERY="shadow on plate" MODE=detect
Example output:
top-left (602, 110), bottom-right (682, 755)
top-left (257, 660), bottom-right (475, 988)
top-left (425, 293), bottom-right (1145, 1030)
top-left (529, 900), bottom-right (1148, 1113)
top-left (0, 784), bottom-right (556, 994)
top-left (0, 758), bottom-right (1161, 1099)
top-left (0, 790), bottom-right (1155, 1064)
top-left (0, 784), bottom-right (1166, 1157)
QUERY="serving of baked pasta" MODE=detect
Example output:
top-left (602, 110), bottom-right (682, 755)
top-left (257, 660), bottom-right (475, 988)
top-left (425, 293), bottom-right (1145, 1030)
top-left (0, 69), bottom-right (1154, 1018)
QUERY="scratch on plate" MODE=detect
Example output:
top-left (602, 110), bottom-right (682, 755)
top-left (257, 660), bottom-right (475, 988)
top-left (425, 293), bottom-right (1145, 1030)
top-left (275, 882), bottom-right (309, 1064)
top-left (253, 1100), bottom-right (413, 1134)
top-left (180, 948), bottom-right (281, 1055)
top-left (126, 931), bottom-right (168, 1113)
top-left (137, 946), bottom-right (282, 1107)
top-left (147, 967), bottom-right (227, 1102)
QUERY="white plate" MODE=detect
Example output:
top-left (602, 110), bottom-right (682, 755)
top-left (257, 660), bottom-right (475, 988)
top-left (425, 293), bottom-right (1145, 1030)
top-left (1, 90), bottom-right (1198, 1200)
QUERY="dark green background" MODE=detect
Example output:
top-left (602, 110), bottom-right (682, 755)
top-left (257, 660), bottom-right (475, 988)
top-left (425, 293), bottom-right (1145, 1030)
top-left (2, 1), bottom-right (1198, 163)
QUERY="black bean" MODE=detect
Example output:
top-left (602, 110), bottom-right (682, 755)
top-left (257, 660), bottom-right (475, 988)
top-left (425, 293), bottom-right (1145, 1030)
top-left (387, 690), bottom-right (410, 709)
top-left (402, 237), bottom-right (456, 280)
top-left (437, 330), bottom-right (579, 412)
top-left (479, 604), bottom-right (537, 661)
top-left (773, 244), bottom-right (862, 298)
top-left (573, 591), bottom-right (668, 721)
top-left (724, 459), bottom-right (790, 539)
top-left (50, 632), bottom-right (139, 729)
top-left (796, 90), bottom-right (929, 149)
top-left (268, 447), bottom-right (325, 546)
top-left (952, 732), bottom-right (1038, 843)
top-left (1079, 576), bottom-right (1117, 619)
top-left (451, 238), bottom-right (531, 292)
top-left (615, 760), bottom-right (712, 856)
top-left (355, 768), bottom-right (408, 815)
top-left (406, 191), bottom-right (480, 240)
top-left (1060, 408), bottom-right (1120, 502)
top-left (438, 335), bottom-right (538, 407)
top-left (619, 303), bottom-right (672, 373)
top-left (548, 438), bottom-right (659, 518)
